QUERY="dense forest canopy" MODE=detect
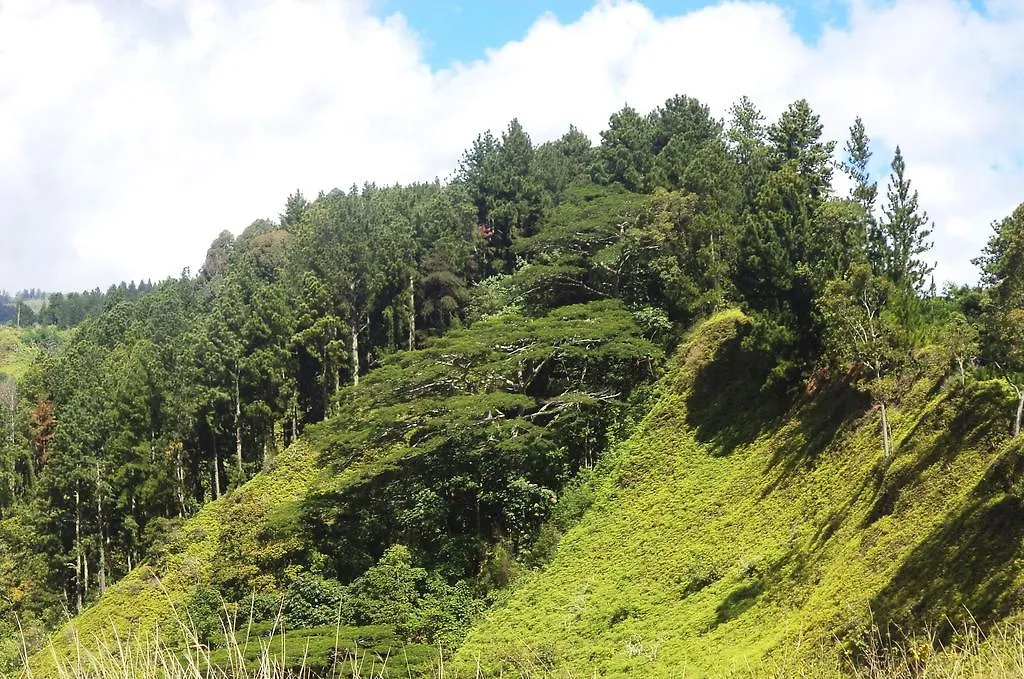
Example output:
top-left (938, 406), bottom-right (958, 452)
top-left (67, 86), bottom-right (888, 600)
top-left (2, 91), bottom-right (1022, 671)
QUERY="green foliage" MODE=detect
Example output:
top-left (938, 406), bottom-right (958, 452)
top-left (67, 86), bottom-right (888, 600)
top-left (300, 299), bottom-right (661, 582)
top-left (283, 571), bottom-right (345, 628)
top-left (346, 545), bottom-right (426, 628)
top-left (877, 147), bottom-right (936, 292)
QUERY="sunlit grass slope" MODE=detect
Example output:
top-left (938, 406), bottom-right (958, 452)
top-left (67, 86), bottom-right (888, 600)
top-left (0, 327), bottom-right (39, 380)
top-left (455, 310), bottom-right (1024, 677)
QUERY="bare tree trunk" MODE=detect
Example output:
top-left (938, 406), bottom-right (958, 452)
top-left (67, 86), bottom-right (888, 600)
top-left (83, 543), bottom-right (89, 599)
top-left (234, 369), bottom-right (244, 484)
top-left (350, 318), bottom-right (360, 387)
top-left (880, 401), bottom-right (891, 460)
top-left (291, 403), bottom-right (298, 444)
top-left (1015, 387), bottom-right (1024, 438)
top-left (958, 358), bottom-right (966, 389)
top-left (130, 496), bottom-right (139, 568)
top-left (95, 461), bottom-right (106, 595)
top-left (74, 484), bottom-right (82, 613)
top-left (212, 438), bottom-right (221, 501)
top-left (0, 377), bottom-right (15, 450)
top-left (175, 447), bottom-right (186, 518)
top-left (408, 274), bottom-right (416, 352)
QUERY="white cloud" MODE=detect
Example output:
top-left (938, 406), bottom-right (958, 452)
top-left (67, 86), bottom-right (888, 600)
top-left (0, 0), bottom-right (1022, 290)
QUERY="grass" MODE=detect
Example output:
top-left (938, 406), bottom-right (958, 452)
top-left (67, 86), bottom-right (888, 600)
top-left (27, 608), bottom-right (1024, 678)
top-left (453, 311), bottom-right (1024, 677)
top-left (29, 605), bottom-right (438, 679)
top-left (0, 327), bottom-right (40, 380)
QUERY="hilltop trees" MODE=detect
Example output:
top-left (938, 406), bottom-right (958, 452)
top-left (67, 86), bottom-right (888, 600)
top-left (975, 203), bottom-right (1024, 435)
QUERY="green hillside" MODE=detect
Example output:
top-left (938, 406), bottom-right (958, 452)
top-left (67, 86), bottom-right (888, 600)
top-left (9, 91), bottom-right (1024, 679)
top-left (39, 310), bottom-right (1024, 677)
top-left (35, 438), bottom-right (438, 677)
top-left (40, 439), bottom-right (318, 653)
top-left (455, 311), bottom-right (1022, 676)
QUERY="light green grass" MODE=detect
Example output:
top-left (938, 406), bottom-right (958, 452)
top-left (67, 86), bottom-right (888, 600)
top-left (0, 327), bottom-right (39, 380)
top-left (454, 311), bottom-right (1022, 677)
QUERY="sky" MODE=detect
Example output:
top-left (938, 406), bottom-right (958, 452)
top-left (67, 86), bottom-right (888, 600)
top-left (1, 0), bottom-right (1023, 293)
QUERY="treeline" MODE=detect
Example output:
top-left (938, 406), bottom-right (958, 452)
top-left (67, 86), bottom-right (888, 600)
top-left (2, 91), bottom-right (1022, 657)
top-left (0, 282), bottom-right (158, 328)
top-left (0, 289), bottom-right (46, 301)
top-left (0, 289), bottom-right (44, 327)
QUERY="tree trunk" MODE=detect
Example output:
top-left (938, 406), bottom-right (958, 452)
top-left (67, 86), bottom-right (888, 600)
top-left (291, 403), bottom-right (298, 444)
top-left (74, 484), bottom-right (82, 613)
top-left (234, 369), bottom-right (244, 484)
top-left (95, 461), bottom-right (106, 595)
top-left (83, 542), bottom-right (89, 599)
top-left (408, 274), bottom-right (416, 352)
top-left (880, 401), bottom-right (891, 460)
top-left (175, 448), bottom-right (186, 518)
top-left (958, 358), bottom-right (966, 389)
top-left (1015, 388), bottom-right (1024, 438)
top-left (212, 438), bottom-right (221, 501)
top-left (350, 318), bottom-right (361, 387)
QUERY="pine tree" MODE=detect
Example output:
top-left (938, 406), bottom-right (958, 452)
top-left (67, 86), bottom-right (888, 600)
top-left (843, 117), bottom-right (877, 214)
top-left (280, 190), bottom-right (309, 230)
top-left (879, 146), bottom-right (934, 292)
top-left (768, 99), bottom-right (835, 199)
top-left (725, 96), bottom-right (770, 208)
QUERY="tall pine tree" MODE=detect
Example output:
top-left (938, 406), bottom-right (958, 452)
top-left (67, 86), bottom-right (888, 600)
top-left (879, 146), bottom-right (934, 292)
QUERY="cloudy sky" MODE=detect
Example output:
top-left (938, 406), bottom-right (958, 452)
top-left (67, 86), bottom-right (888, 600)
top-left (1, 0), bottom-right (1022, 292)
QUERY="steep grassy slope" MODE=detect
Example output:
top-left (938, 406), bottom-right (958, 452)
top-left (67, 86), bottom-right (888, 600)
top-left (454, 311), bottom-right (1024, 677)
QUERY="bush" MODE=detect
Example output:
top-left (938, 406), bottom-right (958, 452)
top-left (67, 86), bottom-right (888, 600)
top-left (346, 545), bottom-right (426, 627)
top-left (407, 577), bottom-right (486, 651)
top-left (282, 571), bottom-right (346, 628)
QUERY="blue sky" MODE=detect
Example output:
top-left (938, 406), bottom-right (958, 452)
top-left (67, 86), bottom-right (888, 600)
top-left (379, 1), bottom-right (852, 66)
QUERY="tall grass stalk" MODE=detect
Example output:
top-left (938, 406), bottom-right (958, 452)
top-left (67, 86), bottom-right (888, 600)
top-left (29, 610), bottom-right (1024, 678)
top-left (34, 607), bottom-right (403, 679)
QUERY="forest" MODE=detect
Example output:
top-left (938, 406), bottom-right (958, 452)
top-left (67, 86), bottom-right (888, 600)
top-left (3, 92), bottom-right (1024, 676)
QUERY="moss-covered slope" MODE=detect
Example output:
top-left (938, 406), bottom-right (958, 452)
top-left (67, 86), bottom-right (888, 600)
top-left (454, 310), bottom-right (1024, 677)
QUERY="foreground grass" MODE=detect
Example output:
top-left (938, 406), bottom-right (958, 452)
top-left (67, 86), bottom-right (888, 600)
top-left (26, 613), bottom-right (1024, 679)
top-left (32, 616), bottom-right (434, 679)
